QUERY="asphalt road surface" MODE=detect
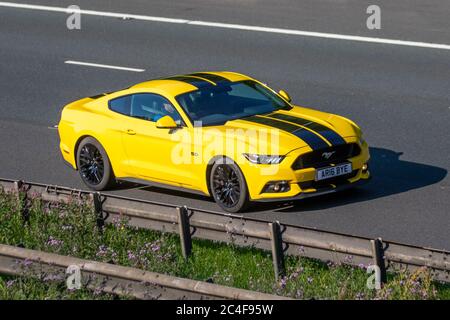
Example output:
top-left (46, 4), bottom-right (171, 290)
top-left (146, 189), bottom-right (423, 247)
top-left (0, 1), bottom-right (449, 249)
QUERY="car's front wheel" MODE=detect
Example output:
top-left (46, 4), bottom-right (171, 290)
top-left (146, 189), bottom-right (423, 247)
top-left (210, 159), bottom-right (250, 213)
top-left (76, 137), bottom-right (116, 191)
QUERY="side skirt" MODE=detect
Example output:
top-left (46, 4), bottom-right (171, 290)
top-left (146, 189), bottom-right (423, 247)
top-left (118, 177), bottom-right (209, 197)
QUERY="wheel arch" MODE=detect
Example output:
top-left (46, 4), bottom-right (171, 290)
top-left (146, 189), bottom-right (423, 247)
top-left (205, 155), bottom-right (249, 197)
top-left (73, 135), bottom-right (92, 170)
top-left (205, 155), bottom-right (224, 196)
top-left (74, 135), bottom-right (114, 173)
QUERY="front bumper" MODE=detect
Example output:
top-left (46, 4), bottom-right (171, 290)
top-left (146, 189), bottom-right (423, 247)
top-left (243, 136), bottom-right (371, 201)
top-left (254, 175), bottom-right (371, 202)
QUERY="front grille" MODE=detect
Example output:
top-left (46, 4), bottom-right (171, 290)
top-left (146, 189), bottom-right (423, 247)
top-left (292, 143), bottom-right (361, 170)
top-left (298, 169), bottom-right (359, 190)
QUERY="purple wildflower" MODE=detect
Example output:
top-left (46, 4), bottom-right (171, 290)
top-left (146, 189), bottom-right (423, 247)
top-left (93, 287), bottom-right (103, 296)
top-left (343, 255), bottom-right (354, 263)
top-left (96, 245), bottom-right (109, 258)
top-left (307, 277), bottom-right (313, 284)
top-left (46, 236), bottom-right (63, 247)
top-left (280, 276), bottom-right (287, 289)
top-left (145, 241), bottom-right (161, 252)
top-left (43, 274), bottom-right (64, 282)
top-left (112, 217), bottom-right (120, 227)
top-left (127, 251), bottom-right (137, 261)
top-left (112, 216), bottom-right (128, 230)
top-left (30, 191), bottom-right (40, 199)
top-left (22, 258), bottom-right (33, 267)
top-left (6, 280), bottom-right (15, 288)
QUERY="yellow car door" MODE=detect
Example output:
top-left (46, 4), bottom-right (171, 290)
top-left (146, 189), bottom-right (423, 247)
top-left (122, 93), bottom-right (196, 188)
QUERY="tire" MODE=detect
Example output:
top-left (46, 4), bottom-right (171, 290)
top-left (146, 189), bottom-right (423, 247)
top-left (209, 158), bottom-right (250, 213)
top-left (76, 137), bottom-right (116, 191)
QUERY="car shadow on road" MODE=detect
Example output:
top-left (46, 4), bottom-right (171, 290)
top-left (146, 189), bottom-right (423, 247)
top-left (118, 147), bottom-right (447, 213)
top-left (248, 147), bottom-right (448, 213)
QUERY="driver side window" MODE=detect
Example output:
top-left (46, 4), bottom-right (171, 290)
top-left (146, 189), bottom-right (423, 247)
top-left (130, 93), bottom-right (184, 125)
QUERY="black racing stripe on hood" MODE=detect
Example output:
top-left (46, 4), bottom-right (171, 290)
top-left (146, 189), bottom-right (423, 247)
top-left (269, 113), bottom-right (346, 146)
top-left (188, 73), bottom-right (231, 85)
top-left (242, 115), bottom-right (329, 150)
top-left (165, 76), bottom-right (213, 89)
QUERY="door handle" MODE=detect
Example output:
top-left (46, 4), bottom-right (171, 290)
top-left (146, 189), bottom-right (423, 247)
top-left (126, 129), bottom-right (136, 135)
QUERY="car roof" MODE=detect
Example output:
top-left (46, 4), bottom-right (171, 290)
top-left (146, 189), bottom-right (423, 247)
top-left (131, 71), bottom-right (252, 96)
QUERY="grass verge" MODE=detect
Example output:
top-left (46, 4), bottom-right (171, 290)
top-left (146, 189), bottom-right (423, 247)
top-left (0, 190), bottom-right (449, 300)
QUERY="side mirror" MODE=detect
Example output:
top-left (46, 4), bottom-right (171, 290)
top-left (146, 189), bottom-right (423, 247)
top-left (156, 115), bottom-right (178, 129)
top-left (278, 89), bottom-right (291, 102)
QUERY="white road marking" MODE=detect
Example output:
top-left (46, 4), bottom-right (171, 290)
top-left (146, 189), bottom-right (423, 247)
top-left (1, 1), bottom-right (450, 51)
top-left (65, 60), bottom-right (145, 72)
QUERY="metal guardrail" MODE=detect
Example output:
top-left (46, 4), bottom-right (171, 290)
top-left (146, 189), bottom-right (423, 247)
top-left (0, 244), bottom-right (287, 300)
top-left (1, 178), bottom-right (449, 284)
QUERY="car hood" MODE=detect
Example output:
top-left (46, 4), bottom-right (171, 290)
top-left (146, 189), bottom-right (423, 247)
top-left (202, 106), bottom-right (359, 155)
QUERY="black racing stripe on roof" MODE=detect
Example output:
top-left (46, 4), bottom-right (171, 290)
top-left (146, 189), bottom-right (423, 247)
top-left (269, 113), bottom-right (346, 146)
top-left (89, 93), bottom-right (106, 99)
top-left (188, 73), bottom-right (231, 85)
top-left (242, 115), bottom-right (329, 150)
top-left (165, 76), bottom-right (213, 89)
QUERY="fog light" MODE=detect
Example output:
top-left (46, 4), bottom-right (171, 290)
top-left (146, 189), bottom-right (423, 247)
top-left (362, 163), bottom-right (369, 173)
top-left (262, 181), bottom-right (291, 193)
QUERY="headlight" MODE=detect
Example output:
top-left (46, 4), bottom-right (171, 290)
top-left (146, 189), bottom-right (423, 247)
top-left (243, 154), bottom-right (285, 164)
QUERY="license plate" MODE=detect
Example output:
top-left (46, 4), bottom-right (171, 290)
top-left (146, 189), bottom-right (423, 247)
top-left (315, 163), bottom-right (352, 181)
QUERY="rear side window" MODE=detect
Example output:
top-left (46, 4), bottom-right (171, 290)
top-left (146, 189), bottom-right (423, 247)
top-left (109, 95), bottom-right (131, 115)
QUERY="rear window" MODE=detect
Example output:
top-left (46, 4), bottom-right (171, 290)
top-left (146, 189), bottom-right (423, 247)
top-left (109, 95), bottom-right (131, 115)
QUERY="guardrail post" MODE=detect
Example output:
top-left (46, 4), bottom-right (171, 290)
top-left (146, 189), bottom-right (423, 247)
top-left (177, 206), bottom-right (192, 259)
top-left (269, 221), bottom-right (285, 281)
top-left (93, 192), bottom-right (104, 230)
top-left (13, 180), bottom-right (23, 193)
top-left (13, 180), bottom-right (30, 223)
top-left (13, 180), bottom-right (23, 202)
top-left (370, 237), bottom-right (387, 284)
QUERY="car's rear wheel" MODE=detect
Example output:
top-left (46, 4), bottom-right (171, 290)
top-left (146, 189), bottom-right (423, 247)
top-left (210, 159), bottom-right (249, 213)
top-left (76, 137), bottom-right (116, 191)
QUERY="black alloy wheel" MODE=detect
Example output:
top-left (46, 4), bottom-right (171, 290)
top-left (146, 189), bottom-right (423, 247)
top-left (76, 137), bottom-right (116, 191)
top-left (210, 160), bottom-right (249, 213)
top-left (79, 143), bottom-right (104, 185)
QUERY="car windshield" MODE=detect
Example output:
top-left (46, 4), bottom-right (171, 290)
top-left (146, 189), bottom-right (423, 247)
top-left (175, 80), bottom-right (291, 126)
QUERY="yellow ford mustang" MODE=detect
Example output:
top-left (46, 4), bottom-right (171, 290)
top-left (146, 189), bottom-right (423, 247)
top-left (58, 71), bottom-right (370, 212)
